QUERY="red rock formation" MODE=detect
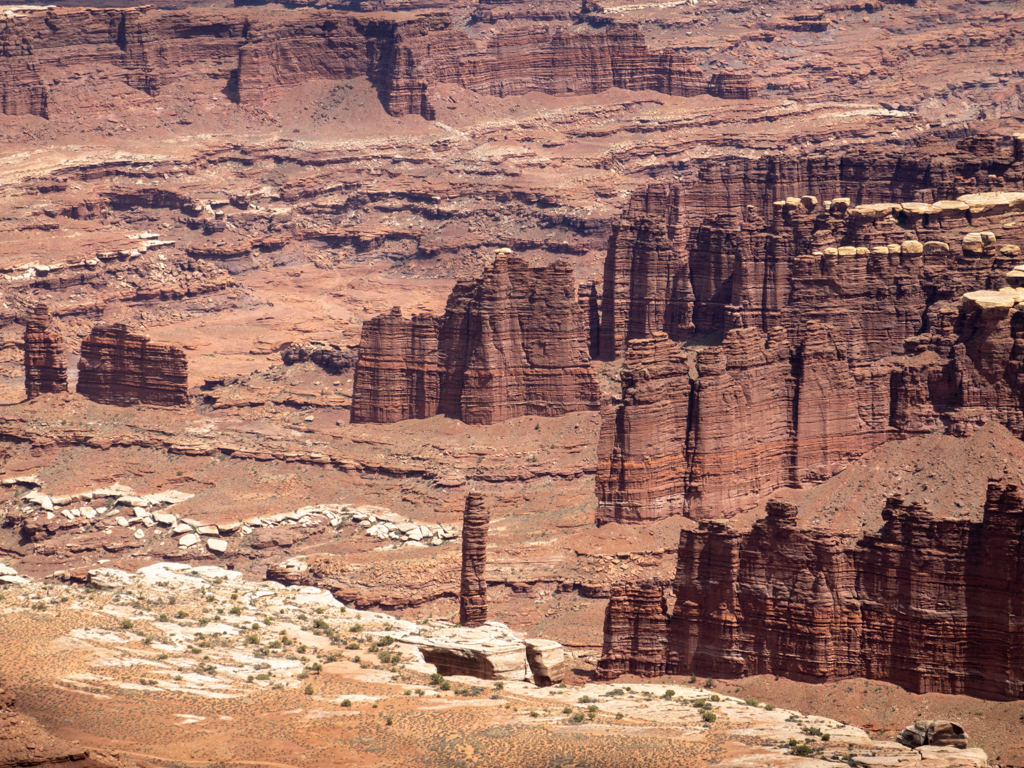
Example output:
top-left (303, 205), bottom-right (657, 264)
top-left (23, 304), bottom-right (68, 399)
top-left (0, 679), bottom-right (142, 768)
top-left (459, 492), bottom-right (488, 628)
top-left (659, 484), bottom-right (1024, 700)
top-left (352, 255), bottom-right (601, 425)
top-left (596, 333), bottom-right (692, 524)
top-left (0, 6), bottom-right (745, 121)
top-left (595, 581), bottom-right (668, 679)
top-left (707, 70), bottom-right (756, 99)
top-left (77, 323), bottom-right (189, 407)
top-left (350, 309), bottom-right (442, 424)
top-left (599, 136), bottom-right (1024, 357)
top-left (597, 182), bottom-right (1024, 522)
top-left (599, 184), bottom-right (688, 360)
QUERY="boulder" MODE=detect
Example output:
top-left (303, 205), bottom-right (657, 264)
top-left (898, 721), bottom-right (968, 749)
top-left (525, 639), bottom-right (565, 686)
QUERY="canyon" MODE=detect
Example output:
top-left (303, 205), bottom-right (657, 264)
top-left (0, 0), bottom-right (1023, 763)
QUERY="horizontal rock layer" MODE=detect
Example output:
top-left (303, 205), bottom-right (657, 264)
top-left (23, 303), bottom-right (68, 399)
top-left (352, 256), bottom-right (600, 425)
top-left (77, 323), bottom-right (189, 407)
top-left (0, 6), bottom-right (749, 121)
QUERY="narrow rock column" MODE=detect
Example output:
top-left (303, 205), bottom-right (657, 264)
top-left (459, 492), bottom-right (489, 627)
top-left (24, 303), bottom-right (68, 398)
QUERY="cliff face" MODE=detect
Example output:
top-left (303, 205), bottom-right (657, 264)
top-left (594, 581), bottom-right (669, 679)
top-left (598, 186), bottom-right (1024, 522)
top-left (77, 323), bottom-right (189, 407)
top-left (351, 256), bottom-right (600, 425)
top-left (459, 492), bottom-right (489, 628)
top-left (0, 6), bottom-right (748, 121)
top-left (662, 485), bottom-right (1024, 700)
top-left (599, 136), bottom-right (1024, 356)
top-left (23, 304), bottom-right (68, 399)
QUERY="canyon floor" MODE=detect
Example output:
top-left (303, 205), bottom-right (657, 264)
top-left (0, 564), bottom-right (1000, 767)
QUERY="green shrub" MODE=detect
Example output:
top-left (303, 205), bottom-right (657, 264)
top-left (701, 711), bottom-right (716, 723)
top-left (121, 619), bottom-right (134, 629)
top-left (570, 713), bottom-right (585, 724)
top-left (341, 699), bottom-right (352, 707)
top-left (304, 684), bottom-right (314, 695)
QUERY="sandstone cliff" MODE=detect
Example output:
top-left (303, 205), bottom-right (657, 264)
top-left (77, 323), bottom-right (189, 407)
top-left (0, 6), bottom-right (747, 121)
top-left (351, 255), bottom-right (600, 425)
top-left (23, 304), bottom-right (68, 399)
top-left (598, 135), bottom-right (1024, 357)
top-left (598, 185), bottom-right (1024, 522)
top-left (595, 581), bottom-right (668, 679)
top-left (663, 484), bottom-right (1024, 700)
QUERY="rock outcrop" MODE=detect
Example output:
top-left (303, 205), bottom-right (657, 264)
top-left (77, 323), bottom-right (189, 407)
top-left (0, 679), bottom-right (140, 768)
top-left (595, 581), bottom-right (669, 679)
top-left (640, 484), bottom-right (1024, 700)
top-left (598, 136), bottom-right (1024, 358)
top-left (352, 255), bottom-right (600, 425)
top-left (598, 186), bottom-right (1024, 523)
top-left (524, 639), bottom-right (565, 687)
top-left (23, 304), bottom-right (68, 399)
top-left (404, 621), bottom-right (535, 681)
top-left (459, 492), bottom-right (489, 628)
top-left (899, 722), bottom-right (969, 750)
top-left (280, 341), bottom-right (357, 375)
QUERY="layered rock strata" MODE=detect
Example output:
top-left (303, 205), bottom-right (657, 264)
top-left (351, 255), bottom-right (600, 425)
top-left (77, 323), bottom-right (189, 407)
top-left (664, 485), bottom-right (1024, 699)
top-left (598, 186), bottom-right (1024, 522)
top-left (0, 6), bottom-right (747, 121)
top-left (595, 581), bottom-right (669, 679)
top-left (598, 483), bottom-right (1024, 700)
top-left (599, 135), bottom-right (1024, 357)
top-left (459, 492), bottom-right (488, 628)
top-left (23, 304), bottom-right (68, 399)
top-left (524, 639), bottom-right (565, 687)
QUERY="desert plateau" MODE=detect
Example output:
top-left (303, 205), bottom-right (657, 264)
top-left (1, 0), bottom-right (1023, 765)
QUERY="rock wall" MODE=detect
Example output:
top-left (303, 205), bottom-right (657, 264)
top-left (598, 135), bottom-right (1024, 357)
top-left (351, 255), bottom-right (601, 425)
top-left (77, 323), bottom-right (189, 407)
top-left (23, 304), bottom-right (68, 399)
top-left (0, 6), bottom-right (749, 121)
top-left (598, 186), bottom-right (1024, 522)
top-left (662, 484), bottom-right (1024, 700)
top-left (595, 581), bottom-right (669, 679)
top-left (459, 492), bottom-right (489, 628)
